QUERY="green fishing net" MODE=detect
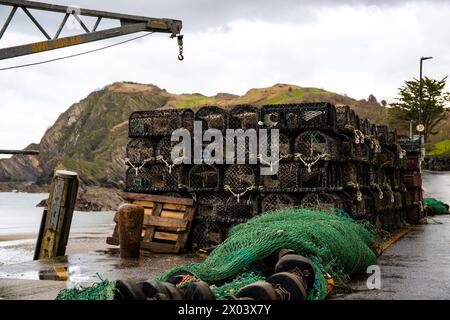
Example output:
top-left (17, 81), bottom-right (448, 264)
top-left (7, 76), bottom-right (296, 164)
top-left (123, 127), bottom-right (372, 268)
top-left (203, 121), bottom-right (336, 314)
top-left (424, 197), bottom-right (449, 215)
top-left (56, 279), bottom-right (117, 300)
top-left (160, 207), bottom-right (378, 299)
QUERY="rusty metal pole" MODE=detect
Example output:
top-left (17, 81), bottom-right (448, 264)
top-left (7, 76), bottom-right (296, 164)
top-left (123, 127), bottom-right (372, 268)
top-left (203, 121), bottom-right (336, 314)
top-left (118, 204), bottom-right (144, 258)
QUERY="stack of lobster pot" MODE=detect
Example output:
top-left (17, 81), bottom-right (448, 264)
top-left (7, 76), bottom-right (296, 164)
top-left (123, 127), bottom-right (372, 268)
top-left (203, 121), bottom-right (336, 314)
top-left (397, 137), bottom-right (424, 224)
top-left (373, 125), bottom-right (408, 232)
top-left (125, 103), bottom-right (415, 251)
top-left (259, 103), bottom-right (346, 216)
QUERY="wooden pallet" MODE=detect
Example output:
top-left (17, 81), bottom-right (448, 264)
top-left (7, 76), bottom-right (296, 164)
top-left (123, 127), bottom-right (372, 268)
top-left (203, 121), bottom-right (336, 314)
top-left (106, 192), bottom-right (195, 253)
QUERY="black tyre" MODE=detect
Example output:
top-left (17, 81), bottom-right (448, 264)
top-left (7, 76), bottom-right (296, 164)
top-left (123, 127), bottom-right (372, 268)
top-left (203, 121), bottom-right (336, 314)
top-left (161, 282), bottom-right (184, 300)
top-left (184, 281), bottom-right (216, 300)
top-left (275, 254), bottom-right (316, 289)
top-left (138, 279), bottom-right (170, 300)
top-left (236, 281), bottom-right (279, 300)
top-left (115, 280), bottom-right (146, 300)
top-left (267, 272), bottom-right (307, 300)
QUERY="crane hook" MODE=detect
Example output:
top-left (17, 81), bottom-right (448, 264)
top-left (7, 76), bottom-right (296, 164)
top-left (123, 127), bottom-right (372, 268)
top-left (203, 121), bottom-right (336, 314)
top-left (177, 35), bottom-right (184, 61)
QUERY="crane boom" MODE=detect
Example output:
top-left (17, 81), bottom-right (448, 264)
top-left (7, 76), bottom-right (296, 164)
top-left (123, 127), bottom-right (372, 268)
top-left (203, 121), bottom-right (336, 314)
top-left (0, 0), bottom-right (183, 60)
top-left (0, 1), bottom-right (183, 155)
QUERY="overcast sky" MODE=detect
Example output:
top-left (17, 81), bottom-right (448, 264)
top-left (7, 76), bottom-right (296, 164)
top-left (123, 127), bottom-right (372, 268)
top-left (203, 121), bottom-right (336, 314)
top-left (0, 0), bottom-right (449, 151)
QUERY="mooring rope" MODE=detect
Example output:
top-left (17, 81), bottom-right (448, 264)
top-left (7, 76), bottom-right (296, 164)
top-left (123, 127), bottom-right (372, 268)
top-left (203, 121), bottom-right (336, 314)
top-left (156, 156), bottom-right (178, 174)
top-left (125, 158), bottom-right (153, 175)
top-left (345, 125), bottom-right (365, 144)
top-left (257, 154), bottom-right (291, 172)
top-left (295, 153), bottom-right (331, 173)
top-left (370, 183), bottom-right (384, 200)
top-left (224, 185), bottom-right (256, 203)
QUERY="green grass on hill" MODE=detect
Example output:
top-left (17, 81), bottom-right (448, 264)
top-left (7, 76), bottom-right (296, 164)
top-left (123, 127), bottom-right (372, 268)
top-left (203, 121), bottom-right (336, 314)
top-left (426, 139), bottom-right (450, 156)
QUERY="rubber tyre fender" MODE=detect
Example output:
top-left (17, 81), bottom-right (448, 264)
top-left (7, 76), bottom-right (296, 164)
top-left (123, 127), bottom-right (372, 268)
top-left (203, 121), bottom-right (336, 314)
top-left (236, 281), bottom-right (279, 300)
top-left (184, 281), bottom-right (216, 300)
top-left (275, 254), bottom-right (316, 289)
top-left (266, 272), bottom-right (307, 301)
top-left (138, 279), bottom-right (170, 300)
top-left (161, 282), bottom-right (184, 300)
top-left (115, 279), bottom-right (146, 300)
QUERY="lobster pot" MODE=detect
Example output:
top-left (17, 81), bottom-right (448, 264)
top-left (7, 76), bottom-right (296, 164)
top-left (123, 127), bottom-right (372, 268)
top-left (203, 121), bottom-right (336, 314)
top-left (340, 191), bottom-right (367, 219)
top-left (376, 125), bottom-right (389, 145)
top-left (401, 171), bottom-right (422, 189)
top-left (294, 131), bottom-right (341, 162)
top-left (261, 103), bottom-right (336, 132)
top-left (408, 189), bottom-right (423, 206)
top-left (344, 163), bottom-right (371, 189)
top-left (298, 163), bottom-right (342, 190)
top-left (129, 109), bottom-right (194, 137)
top-left (358, 164), bottom-right (371, 187)
top-left (343, 163), bottom-right (358, 189)
top-left (380, 184), bottom-right (396, 210)
top-left (385, 169), bottom-right (400, 190)
top-left (155, 136), bottom-right (190, 164)
top-left (364, 190), bottom-right (381, 215)
top-left (336, 106), bottom-right (359, 133)
top-left (228, 104), bottom-right (260, 129)
top-left (197, 193), bottom-right (227, 221)
top-left (261, 162), bottom-right (301, 192)
top-left (188, 164), bottom-right (222, 191)
top-left (300, 192), bottom-right (345, 212)
top-left (224, 165), bottom-right (258, 192)
top-left (126, 138), bottom-right (155, 165)
top-left (380, 210), bottom-right (396, 233)
top-left (224, 194), bottom-right (259, 222)
top-left (401, 188), bottom-right (412, 208)
top-left (225, 135), bottom-right (258, 164)
top-left (261, 193), bottom-right (297, 213)
top-left (354, 141), bottom-right (372, 163)
top-left (359, 118), bottom-right (372, 136)
top-left (126, 165), bottom-right (186, 193)
top-left (195, 106), bottom-right (228, 131)
top-left (388, 128), bottom-right (398, 145)
top-left (261, 132), bottom-right (292, 161)
top-left (394, 191), bottom-right (403, 210)
top-left (191, 221), bottom-right (229, 252)
top-left (377, 147), bottom-right (396, 168)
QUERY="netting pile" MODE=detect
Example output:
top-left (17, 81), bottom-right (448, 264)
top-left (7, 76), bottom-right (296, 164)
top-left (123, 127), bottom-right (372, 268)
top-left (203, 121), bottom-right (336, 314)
top-left (55, 279), bottom-right (117, 300)
top-left (424, 197), bottom-right (449, 215)
top-left (160, 207), bottom-right (378, 300)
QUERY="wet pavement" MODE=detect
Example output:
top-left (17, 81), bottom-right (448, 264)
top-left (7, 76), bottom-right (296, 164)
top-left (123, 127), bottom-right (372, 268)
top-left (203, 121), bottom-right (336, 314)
top-left (0, 250), bottom-right (202, 299)
top-left (340, 215), bottom-right (450, 299)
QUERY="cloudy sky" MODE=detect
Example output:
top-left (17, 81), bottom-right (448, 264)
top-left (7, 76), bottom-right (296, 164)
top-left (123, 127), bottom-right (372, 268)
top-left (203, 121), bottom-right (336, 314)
top-left (0, 0), bottom-right (449, 152)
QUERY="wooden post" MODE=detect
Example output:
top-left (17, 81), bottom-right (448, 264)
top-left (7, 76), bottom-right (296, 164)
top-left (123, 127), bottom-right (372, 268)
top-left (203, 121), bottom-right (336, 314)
top-left (118, 204), bottom-right (144, 258)
top-left (36, 170), bottom-right (79, 260)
